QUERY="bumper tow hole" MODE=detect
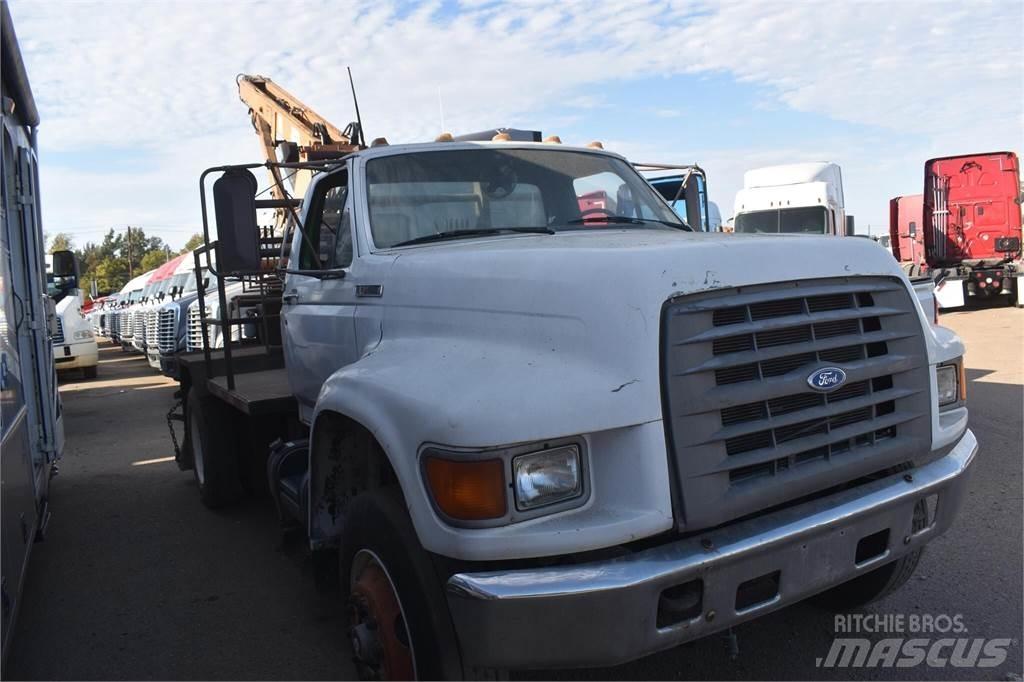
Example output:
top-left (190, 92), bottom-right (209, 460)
top-left (854, 528), bottom-right (890, 566)
top-left (735, 570), bottom-right (780, 613)
top-left (656, 579), bottom-right (703, 628)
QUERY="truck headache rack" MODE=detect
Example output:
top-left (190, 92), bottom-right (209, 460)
top-left (194, 160), bottom-right (340, 391)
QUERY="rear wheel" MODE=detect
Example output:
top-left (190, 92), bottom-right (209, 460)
top-left (187, 386), bottom-right (243, 508)
top-left (341, 488), bottom-right (467, 680)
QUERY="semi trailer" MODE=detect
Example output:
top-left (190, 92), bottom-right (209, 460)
top-left (170, 133), bottom-right (976, 678)
top-left (1, 0), bottom-right (65, 665)
top-left (921, 151), bottom-right (1022, 309)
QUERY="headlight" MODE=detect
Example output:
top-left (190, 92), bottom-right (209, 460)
top-left (936, 362), bottom-right (964, 407)
top-left (513, 445), bottom-right (582, 511)
top-left (73, 329), bottom-right (94, 340)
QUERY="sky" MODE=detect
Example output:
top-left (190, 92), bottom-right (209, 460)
top-left (10, 0), bottom-right (1023, 249)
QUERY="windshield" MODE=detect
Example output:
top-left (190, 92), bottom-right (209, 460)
top-left (46, 272), bottom-right (77, 304)
top-left (734, 206), bottom-right (829, 234)
top-left (366, 148), bottom-right (685, 248)
top-left (181, 268), bottom-right (208, 293)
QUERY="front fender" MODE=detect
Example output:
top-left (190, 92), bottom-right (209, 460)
top-left (311, 336), bottom-right (672, 561)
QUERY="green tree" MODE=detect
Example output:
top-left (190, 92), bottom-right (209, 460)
top-left (73, 227), bottom-right (168, 295)
top-left (181, 233), bottom-right (204, 253)
top-left (48, 232), bottom-right (74, 253)
top-left (92, 256), bottom-right (129, 292)
top-left (140, 249), bottom-right (169, 272)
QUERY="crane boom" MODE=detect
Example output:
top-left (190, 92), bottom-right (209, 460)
top-left (236, 74), bottom-right (361, 231)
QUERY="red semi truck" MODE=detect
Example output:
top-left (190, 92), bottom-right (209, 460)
top-left (889, 193), bottom-right (926, 273)
top-left (922, 151), bottom-right (1023, 309)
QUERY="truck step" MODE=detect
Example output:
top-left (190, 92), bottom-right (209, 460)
top-left (266, 438), bottom-right (309, 529)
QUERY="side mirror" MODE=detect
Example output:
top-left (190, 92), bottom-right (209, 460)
top-left (845, 215), bottom-right (855, 236)
top-left (51, 249), bottom-right (78, 278)
top-left (212, 168), bottom-right (260, 274)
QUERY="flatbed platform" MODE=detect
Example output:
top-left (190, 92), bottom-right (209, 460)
top-left (207, 367), bottom-right (295, 416)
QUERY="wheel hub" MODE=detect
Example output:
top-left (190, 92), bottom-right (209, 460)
top-left (348, 560), bottom-right (413, 681)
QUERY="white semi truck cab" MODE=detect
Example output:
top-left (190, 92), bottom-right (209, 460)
top-left (44, 251), bottom-right (99, 378)
top-left (734, 162), bottom-right (849, 236)
top-left (173, 141), bottom-right (975, 679)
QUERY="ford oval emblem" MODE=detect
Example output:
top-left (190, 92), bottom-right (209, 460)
top-left (807, 367), bottom-right (847, 392)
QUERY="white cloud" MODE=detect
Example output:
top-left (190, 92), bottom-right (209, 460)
top-left (9, 0), bottom-right (1021, 246)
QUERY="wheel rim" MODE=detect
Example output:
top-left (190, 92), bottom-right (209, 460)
top-left (349, 549), bottom-right (415, 681)
top-left (189, 409), bottom-right (205, 486)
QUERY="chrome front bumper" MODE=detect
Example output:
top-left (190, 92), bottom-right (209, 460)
top-left (445, 429), bottom-right (977, 669)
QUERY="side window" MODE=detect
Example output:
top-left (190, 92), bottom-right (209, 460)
top-left (300, 173), bottom-right (349, 269)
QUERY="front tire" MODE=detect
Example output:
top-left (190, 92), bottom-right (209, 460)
top-left (814, 499), bottom-right (927, 611)
top-left (340, 488), bottom-right (466, 680)
top-left (186, 386), bottom-right (243, 508)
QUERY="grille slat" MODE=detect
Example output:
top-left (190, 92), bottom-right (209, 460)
top-left (677, 305), bottom-right (907, 346)
top-left (677, 280), bottom-right (898, 312)
top-left (692, 354), bottom-right (920, 412)
top-left (52, 318), bottom-right (65, 344)
top-left (681, 329), bottom-right (915, 375)
top-left (711, 409), bottom-right (924, 473)
top-left (663, 276), bottom-right (931, 532)
top-left (707, 387), bottom-right (921, 445)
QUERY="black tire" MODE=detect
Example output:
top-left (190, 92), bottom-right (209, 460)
top-left (82, 365), bottom-right (98, 379)
top-left (186, 386), bottom-right (243, 508)
top-left (340, 487), bottom-right (467, 680)
top-left (813, 499), bottom-right (927, 611)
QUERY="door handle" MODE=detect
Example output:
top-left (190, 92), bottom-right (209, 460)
top-left (282, 292), bottom-right (299, 304)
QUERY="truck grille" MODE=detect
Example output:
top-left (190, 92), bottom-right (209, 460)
top-left (133, 311), bottom-right (146, 344)
top-left (186, 306), bottom-right (204, 351)
top-left (52, 318), bottom-right (65, 344)
top-left (157, 309), bottom-right (178, 354)
top-left (661, 277), bottom-right (930, 531)
top-left (145, 310), bottom-right (159, 348)
top-left (120, 311), bottom-right (133, 339)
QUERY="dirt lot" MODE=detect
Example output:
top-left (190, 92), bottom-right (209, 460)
top-left (6, 306), bottom-right (1023, 680)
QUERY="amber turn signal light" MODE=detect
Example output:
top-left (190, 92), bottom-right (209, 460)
top-left (424, 456), bottom-right (506, 521)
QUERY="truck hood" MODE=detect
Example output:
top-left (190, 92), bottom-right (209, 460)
top-left (368, 229), bottom-right (918, 445)
top-left (385, 229), bottom-right (905, 312)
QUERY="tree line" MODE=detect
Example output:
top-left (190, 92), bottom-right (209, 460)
top-left (47, 229), bottom-right (204, 298)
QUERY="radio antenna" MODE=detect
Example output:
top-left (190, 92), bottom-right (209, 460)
top-left (347, 67), bottom-right (366, 148)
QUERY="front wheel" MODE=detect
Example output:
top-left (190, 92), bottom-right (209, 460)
top-left (341, 488), bottom-right (467, 680)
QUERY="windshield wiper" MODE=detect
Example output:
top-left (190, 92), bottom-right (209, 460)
top-left (566, 215), bottom-right (691, 231)
top-left (391, 227), bottom-right (554, 248)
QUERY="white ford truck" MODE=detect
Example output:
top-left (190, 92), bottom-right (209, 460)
top-left (173, 141), bottom-right (976, 679)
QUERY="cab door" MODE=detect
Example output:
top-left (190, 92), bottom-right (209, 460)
top-left (281, 167), bottom-right (359, 422)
